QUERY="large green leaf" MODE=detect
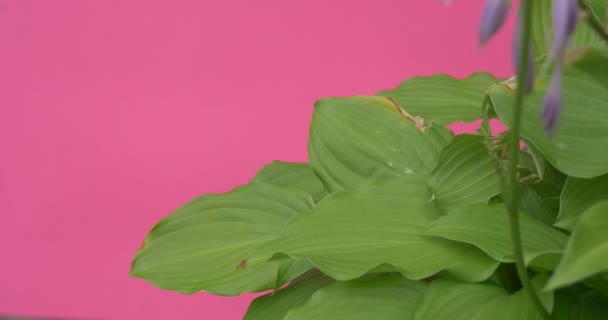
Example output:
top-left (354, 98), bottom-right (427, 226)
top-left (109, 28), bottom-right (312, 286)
top-left (130, 182), bottom-right (313, 295)
top-left (378, 73), bottom-right (498, 125)
top-left (531, 0), bottom-right (607, 59)
top-left (244, 270), bottom-right (334, 320)
top-left (550, 288), bottom-right (608, 320)
top-left (414, 274), bottom-right (553, 320)
top-left (546, 201), bottom-right (608, 290)
top-left (556, 173), bottom-right (608, 231)
top-left (284, 274), bottom-right (426, 320)
top-left (308, 96), bottom-right (453, 192)
top-left (425, 204), bottom-right (568, 270)
top-left (428, 134), bottom-right (501, 210)
top-left (250, 175), bottom-right (499, 282)
top-left (253, 161), bottom-right (327, 202)
top-left (487, 66), bottom-right (608, 179)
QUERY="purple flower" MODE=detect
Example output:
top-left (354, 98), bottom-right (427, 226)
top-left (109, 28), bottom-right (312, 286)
top-left (513, 8), bottom-right (535, 94)
top-left (539, 0), bottom-right (578, 136)
top-left (479, 0), bottom-right (510, 47)
top-left (541, 67), bottom-right (563, 136)
top-left (552, 0), bottom-right (578, 61)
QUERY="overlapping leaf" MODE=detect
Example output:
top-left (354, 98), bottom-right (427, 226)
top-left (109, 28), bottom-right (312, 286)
top-left (249, 175), bottom-right (499, 282)
top-left (487, 66), bottom-right (608, 178)
top-left (414, 274), bottom-right (553, 320)
top-left (130, 182), bottom-right (314, 295)
top-left (428, 134), bottom-right (501, 210)
top-left (426, 204), bottom-right (568, 270)
top-left (284, 274), bottom-right (426, 320)
top-left (556, 173), bottom-right (608, 231)
top-left (569, 47), bottom-right (608, 90)
top-left (547, 201), bottom-right (608, 290)
top-left (522, 143), bottom-right (567, 195)
top-left (253, 161), bottom-right (327, 202)
top-left (378, 73), bottom-right (498, 125)
top-left (244, 270), bottom-right (334, 320)
top-left (519, 184), bottom-right (558, 226)
top-left (308, 96), bottom-right (453, 192)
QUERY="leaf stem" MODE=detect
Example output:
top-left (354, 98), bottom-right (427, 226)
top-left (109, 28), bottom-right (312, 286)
top-left (508, 1), bottom-right (551, 319)
top-left (579, 0), bottom-right (608, 42)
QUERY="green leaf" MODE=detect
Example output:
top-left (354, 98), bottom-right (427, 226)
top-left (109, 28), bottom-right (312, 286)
top-left (250, 175), bottom-right (499, 282)
top-left (531, 0), bottom-right (607, 60)
top-left (522, 143), bottom-right (567, 195)
top-left (425, 204), bottom-right (568, 270)
top-left (551, 288), bottom-right (608, 320)
top-left (283, 274), bottom-right (426, 320)
top-left (272, 257), bottom-right (315, 292)
top-left (546, 201), bottom-right (608, 290)
top-left (487, 66), bottom-right (608, 179)
top-left (415, 274), bottom-right (553, 320)
top-left (556, 173), bottom-right (608, 231)
top-left (569, 47), bottom-right (608, 89)
top-left (519, 184), bottom-right (558, 226)
top-left (489, 263), bottom-right (520, 294)
top-left (530, 0), bottom-right (552, 58)
top-left (253, 161), bottom-right (327, 202)
top-left (585, 0), bottom-right (608, 25)
top-left (308, 96), bottom-right (453, 192)
top-left (244, 270), bottom-right (334, 320)
top-left (130, 182), bottom-right (314, 295)
top-left (584, 273), bottom-right (608, 299)
top-left (378, 73), bottom-right (499, 125)
top-left (428, 134), bottom-right (501, 210)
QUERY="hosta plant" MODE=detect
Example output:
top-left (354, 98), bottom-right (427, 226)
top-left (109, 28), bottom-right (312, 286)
top-left (130, 1), bottom-right (608, 319)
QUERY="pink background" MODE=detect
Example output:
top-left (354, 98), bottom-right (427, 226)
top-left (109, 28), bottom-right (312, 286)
top-left (1, 1), bottom-right (513, 319)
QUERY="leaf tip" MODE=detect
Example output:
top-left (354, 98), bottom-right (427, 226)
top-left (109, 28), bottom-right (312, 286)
top-left (543, 277), bottom-right (562, 292)
top-left (129, 259), bottom-right (144, 279)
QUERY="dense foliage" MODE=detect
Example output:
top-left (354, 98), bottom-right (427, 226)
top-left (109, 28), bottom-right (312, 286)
top-left (130, 1), bottom-right (608, 318)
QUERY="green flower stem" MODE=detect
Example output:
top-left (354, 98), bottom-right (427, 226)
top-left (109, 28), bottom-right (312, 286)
top-left (508, 1), bottom-right (551, 319)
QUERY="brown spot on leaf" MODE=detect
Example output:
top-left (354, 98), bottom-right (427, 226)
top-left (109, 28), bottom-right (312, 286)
top-left (385, 97), bottom-right (426, 131)
top-left (136, 238), bottom-right (148, 252)
top-left (497, 77), bottom-right (517, 92)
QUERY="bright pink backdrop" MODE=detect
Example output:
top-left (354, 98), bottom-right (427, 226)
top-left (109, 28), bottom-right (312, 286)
top-left (0, 1), bottom-right (514, 319)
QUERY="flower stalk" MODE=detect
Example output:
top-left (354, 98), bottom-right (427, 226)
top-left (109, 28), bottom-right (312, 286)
top-left (508, 0), bottom-right (551, 319)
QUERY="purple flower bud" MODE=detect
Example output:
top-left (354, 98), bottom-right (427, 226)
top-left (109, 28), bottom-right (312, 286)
top-left (479, 0), bottom-right (509, 47)
top-left (513, 9), bottom-right (535, 94)
top-left (541, 67), bottom-right (563, 136)
top-left (552, 0), bottom-right (578, 61)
